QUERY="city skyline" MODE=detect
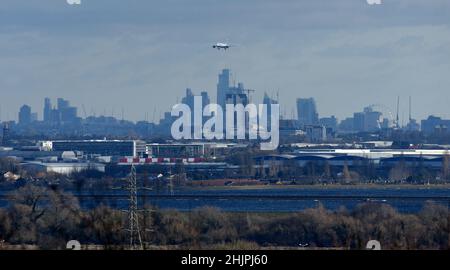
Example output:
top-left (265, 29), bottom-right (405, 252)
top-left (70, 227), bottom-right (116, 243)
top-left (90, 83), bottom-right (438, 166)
top-left (1, 1), bottom-right (450, 122)
top-left (1, 69), bottom-right (447, 127)
top-left (1, 66), bottom-right (449, 123)
top-left (2, 0), bottom-right (450, 254)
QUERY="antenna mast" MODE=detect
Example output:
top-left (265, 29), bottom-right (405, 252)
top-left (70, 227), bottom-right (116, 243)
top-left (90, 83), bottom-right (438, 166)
top-left (409, 96), bottom-right (412, 122)
top-left (396, 96), bottom-right (400, 129)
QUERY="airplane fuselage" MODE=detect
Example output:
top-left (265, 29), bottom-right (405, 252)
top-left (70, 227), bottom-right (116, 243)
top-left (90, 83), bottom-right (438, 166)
top-left (213, 43), bottom-right (230, 50)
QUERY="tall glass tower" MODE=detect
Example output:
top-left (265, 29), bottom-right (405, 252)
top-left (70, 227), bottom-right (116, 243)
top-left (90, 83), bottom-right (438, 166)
top-left (296, 98), bottom-right (319, 127)
top-left (217, 69), bottom-right (230, 109)
top-left (44, 98), bottom-right (52, 123)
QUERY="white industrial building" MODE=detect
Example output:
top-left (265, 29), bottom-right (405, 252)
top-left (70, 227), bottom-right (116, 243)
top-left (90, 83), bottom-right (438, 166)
top-left (21, 162), bottom-right (105, 175)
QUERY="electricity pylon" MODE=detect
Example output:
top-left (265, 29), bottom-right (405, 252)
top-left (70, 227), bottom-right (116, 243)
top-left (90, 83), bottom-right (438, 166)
top-left (121, 164), bottom-right (158, 250)
top-left (124, 164), bottom-right (143, 250)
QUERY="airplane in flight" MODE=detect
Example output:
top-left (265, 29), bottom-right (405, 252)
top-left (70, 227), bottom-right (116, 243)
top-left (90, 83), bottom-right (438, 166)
top-left (212, 42), bottom-right (231, 50)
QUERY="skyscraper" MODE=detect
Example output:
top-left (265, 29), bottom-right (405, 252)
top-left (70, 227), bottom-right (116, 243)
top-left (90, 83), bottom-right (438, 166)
top-left (215, 69), bottom-right (253, 137)
top-left (182, 88), bottom-right (195, 111)
top-left (263, 92), bottom-right (278, 129)
top-left (225, 83), bottom-right (248, 107)
top-left (61, 106), bottom-right (77, 123)
top-left (363, 107), bottom-right (382, 132)
top-left (353, 112), bottom-right (365, 132)
top-left (180, 88), bottom-right (211, 133)
top-left (352, 107), bottom-right (383, 132)
top-left (18, 105), bottom-right (32, 125)
top-left (320, 115), bottom-right (338, 132)
top-left (31, 113), bottom-right (38, 122)
top-left (43, 98), bottom-right (78, 124)
top-left (296, 98), bottom-right (319, 127)
top-left (200, 91), bottom-right (210, 108)
top-left (217, 69), bottom-right (230, 109)
top-left (181, 88), bottom-right (211, 111)
top-left (57, 98), bottom-right (77, 123)
top-left (57, 98), bottom-right (69, 111)
top-left (1, 122), bottom-right (10, 146)
top-left (44, 98), bottom-right (52, 122)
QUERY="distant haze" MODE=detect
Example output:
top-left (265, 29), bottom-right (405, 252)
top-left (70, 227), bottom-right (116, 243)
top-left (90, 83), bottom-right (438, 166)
top-left (0, 0), bottom-right (449, 123)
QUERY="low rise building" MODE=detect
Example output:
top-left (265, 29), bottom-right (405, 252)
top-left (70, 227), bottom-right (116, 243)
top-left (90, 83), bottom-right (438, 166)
top-left (22, 161), bottom-right (106, 175)
top-left (40, 139), bottom-right (146, 157)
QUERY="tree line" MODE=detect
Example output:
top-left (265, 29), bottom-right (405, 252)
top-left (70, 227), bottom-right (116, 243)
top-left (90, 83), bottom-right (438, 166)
top-left (0, 183), bottom-right (449, 250)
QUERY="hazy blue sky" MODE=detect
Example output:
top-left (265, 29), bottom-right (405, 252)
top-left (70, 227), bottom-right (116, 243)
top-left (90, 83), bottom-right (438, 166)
top-left (0, 0), bottom-right (449, 123)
